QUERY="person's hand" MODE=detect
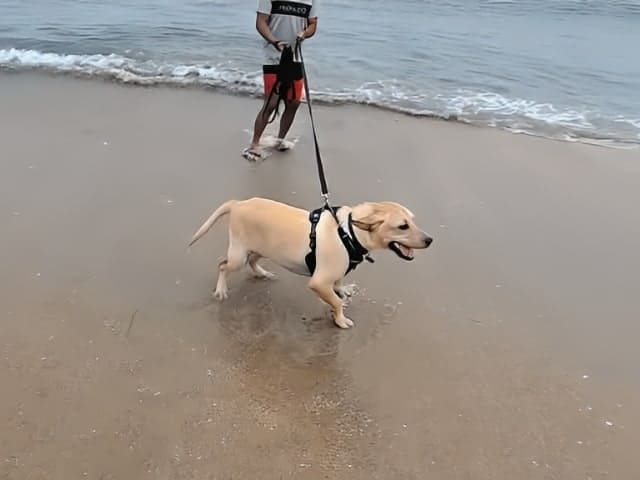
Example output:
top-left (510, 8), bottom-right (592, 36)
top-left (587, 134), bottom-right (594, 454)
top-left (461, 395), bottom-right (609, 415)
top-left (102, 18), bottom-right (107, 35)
top-left (296, 31), bottom-right (306, 42)
top-left (272, 40), bottom-right (288, 51)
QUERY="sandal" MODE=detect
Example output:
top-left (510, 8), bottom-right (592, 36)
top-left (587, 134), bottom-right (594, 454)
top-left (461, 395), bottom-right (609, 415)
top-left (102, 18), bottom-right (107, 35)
top-left (242, 147), bottom-right (264, 161)
top-left (276, 138), bottom-right (295, 152)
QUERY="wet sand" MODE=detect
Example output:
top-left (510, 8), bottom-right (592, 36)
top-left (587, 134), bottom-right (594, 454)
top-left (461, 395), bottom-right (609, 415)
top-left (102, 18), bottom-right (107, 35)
top-left (2, 72), bottom-right (640, 479)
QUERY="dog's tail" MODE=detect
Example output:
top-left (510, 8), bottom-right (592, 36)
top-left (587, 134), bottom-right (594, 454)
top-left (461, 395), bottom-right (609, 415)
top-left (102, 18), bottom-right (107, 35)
top-left (188, 200), bottom-right (236, 247)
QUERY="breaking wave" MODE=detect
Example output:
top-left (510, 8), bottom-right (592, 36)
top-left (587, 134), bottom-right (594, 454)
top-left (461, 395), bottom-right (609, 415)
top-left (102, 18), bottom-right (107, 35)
top-left (1, 48), bottom-right (638, 148)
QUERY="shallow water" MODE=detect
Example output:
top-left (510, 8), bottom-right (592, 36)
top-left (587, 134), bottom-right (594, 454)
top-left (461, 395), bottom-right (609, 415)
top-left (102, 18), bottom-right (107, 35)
top-left (1, 0), bottom-right (639, 146)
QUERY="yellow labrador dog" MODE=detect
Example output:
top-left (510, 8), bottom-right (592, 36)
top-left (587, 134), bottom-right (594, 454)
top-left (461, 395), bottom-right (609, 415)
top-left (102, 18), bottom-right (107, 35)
top-left (189, 197), bottom-right (432, 328)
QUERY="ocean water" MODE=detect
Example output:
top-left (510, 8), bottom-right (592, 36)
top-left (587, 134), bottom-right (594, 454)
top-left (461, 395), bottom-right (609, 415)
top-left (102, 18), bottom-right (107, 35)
top-left (1, 0), bottom-right (639, 147)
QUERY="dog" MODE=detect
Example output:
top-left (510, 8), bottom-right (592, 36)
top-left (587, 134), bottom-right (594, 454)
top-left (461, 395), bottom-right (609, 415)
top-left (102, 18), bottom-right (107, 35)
top-left (188, 197), bottom-right (432, 328)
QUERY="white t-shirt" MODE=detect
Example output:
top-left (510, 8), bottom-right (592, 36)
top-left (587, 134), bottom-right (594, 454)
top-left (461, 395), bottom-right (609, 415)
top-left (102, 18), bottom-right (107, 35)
top-left (257, 0), bottom-right (318, 64)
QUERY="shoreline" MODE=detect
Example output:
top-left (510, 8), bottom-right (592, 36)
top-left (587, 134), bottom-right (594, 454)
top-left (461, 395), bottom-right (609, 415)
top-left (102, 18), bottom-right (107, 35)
top-left (1, 67), bottom-right (637, 150)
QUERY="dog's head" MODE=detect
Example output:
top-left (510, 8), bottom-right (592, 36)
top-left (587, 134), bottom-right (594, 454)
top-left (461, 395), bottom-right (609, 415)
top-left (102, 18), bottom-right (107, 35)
top-left (350, 202), bottom-right (433, 260)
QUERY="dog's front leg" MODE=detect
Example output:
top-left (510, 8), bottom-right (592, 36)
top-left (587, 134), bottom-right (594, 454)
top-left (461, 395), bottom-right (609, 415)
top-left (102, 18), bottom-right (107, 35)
top-left (309, 278), bottom-right (353, 329)
top-left (334, 280), bottom-right (357, 300)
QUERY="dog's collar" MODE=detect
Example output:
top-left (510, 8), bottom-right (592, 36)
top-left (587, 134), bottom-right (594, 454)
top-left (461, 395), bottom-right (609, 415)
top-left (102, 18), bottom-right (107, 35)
top-left (344, 212), bottom-right (373, 266)
top-left (305, 206), bottom-right (374, 276)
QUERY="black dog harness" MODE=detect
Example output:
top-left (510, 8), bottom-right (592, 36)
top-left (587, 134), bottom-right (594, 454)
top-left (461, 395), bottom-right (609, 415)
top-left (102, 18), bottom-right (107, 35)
top-left (305, 206), bottom-right (374, 276)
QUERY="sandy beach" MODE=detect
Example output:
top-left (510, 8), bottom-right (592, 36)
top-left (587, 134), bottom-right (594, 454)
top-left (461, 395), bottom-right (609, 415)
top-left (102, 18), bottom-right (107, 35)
top-left (2, 72), bottom-right (640, 479)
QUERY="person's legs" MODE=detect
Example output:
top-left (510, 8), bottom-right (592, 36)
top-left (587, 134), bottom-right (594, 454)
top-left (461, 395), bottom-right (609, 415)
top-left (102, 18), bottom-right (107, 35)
top-left (244, 65), bottom-right (304, 158)
top-left (249, 93), bottom-right (279, 151)
top-left (276, 99), bottom-right (300, 148)
top-left (244, 66), bottom-right (279, 159)
top-left (276, 75), bottom-right (304, 150)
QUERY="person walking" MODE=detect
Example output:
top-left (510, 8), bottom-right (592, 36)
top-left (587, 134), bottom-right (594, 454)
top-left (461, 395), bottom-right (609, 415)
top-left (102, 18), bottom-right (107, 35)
top-left (243, 0), bottom-right (318, 161)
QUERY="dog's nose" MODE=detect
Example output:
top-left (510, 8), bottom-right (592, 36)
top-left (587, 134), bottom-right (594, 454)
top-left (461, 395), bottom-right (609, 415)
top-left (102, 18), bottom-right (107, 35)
top-left (424, 236), bottom-right (433, 247)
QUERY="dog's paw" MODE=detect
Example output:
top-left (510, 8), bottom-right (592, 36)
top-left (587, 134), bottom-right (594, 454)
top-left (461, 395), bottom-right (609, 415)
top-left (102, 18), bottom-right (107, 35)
top-left (334, 316), bottom-right (354, 329)
top-left (254, 270), bottom-right (276, 280)
top-left (335, 283), bottom-right (358, 300)
top-left (213, 288), bottom-right (229, 301)
top-left (249, 262), bottom-right (276, 280)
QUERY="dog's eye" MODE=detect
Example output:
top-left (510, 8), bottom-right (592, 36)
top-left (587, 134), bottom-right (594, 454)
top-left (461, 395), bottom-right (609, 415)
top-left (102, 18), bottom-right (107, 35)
top-left (398, 223), bottom-right (409, 230)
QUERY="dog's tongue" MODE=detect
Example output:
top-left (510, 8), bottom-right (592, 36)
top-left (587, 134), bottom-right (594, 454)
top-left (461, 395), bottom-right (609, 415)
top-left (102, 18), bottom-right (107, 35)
top-left (399, 244), bottom-right (414, 258)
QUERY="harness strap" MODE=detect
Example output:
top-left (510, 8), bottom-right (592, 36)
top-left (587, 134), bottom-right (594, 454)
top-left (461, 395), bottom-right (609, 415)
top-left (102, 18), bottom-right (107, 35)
top-left (305, 206), bottom-right (374, 276)
top-left (305, 206), bottom-right (336, 275)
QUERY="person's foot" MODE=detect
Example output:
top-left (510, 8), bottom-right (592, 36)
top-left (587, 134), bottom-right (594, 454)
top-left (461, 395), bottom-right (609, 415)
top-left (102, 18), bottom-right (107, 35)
top-left (276, 138), bottom-right (295, 151)
top-left (242, 145), bottom-right (264, 161)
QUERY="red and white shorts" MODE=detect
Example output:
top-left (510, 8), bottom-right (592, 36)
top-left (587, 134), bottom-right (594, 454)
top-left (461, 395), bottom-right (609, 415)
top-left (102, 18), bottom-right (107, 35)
top-left (262, 63), bottom-right (305, 101)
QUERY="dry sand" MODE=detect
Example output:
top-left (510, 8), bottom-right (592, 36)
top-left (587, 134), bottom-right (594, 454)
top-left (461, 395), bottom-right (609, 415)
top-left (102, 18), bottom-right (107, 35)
top-left (1, 72), bottom-right (640, 479)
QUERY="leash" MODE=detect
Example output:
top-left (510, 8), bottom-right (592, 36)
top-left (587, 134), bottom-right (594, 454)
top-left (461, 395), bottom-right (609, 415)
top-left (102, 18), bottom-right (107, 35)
top-left (296, 39), bottom-right (375, 271)
top-left (295, 39), bottom-right (334, 216)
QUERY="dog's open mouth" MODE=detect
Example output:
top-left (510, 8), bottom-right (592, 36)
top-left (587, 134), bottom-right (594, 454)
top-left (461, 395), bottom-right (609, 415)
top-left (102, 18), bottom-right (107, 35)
top-left (389, 241), bottom-right (414, 261)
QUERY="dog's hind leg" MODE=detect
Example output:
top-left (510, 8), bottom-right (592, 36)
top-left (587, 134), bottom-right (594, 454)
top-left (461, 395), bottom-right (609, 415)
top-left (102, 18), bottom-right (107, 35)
top-left (247, 253), bottom-right (275, 279)
top-left (214, 242), bottom-right (248, 300)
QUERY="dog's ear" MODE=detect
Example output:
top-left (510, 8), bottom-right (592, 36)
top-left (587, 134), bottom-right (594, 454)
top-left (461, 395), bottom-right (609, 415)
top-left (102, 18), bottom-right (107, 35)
top-left (352, 204), bottom-right (386, 231)
top-left (351, 218), bottom-right (383, 232)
